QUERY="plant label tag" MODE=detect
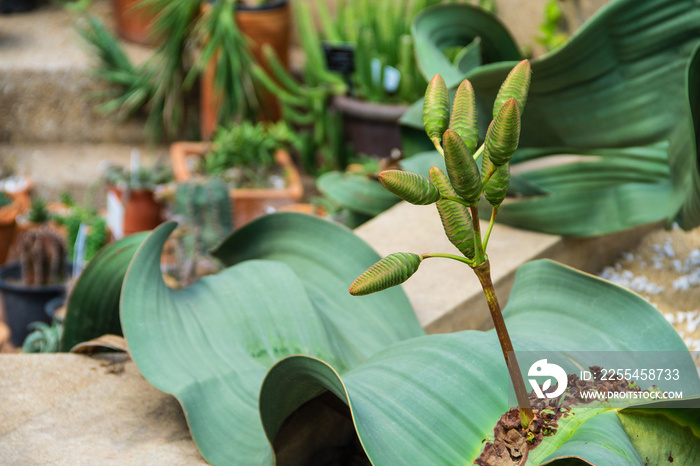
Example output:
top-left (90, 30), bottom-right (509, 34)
top-left (323, 42), bottom-right (355, 74)
top-left (106, 190), bottom-right (124, 240)
top-left (370, 58), bottom-right (401, 93)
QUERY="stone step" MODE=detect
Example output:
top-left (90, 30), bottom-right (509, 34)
top-left (0, 142), bottom-right (168, 205)
top-left (0, 1), bottom-right (153, 144)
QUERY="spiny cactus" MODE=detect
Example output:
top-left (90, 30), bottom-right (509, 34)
top-left (173, 178), bottom-right (233, 254)
top-left (18, 228), bottom-right (66, 286)
top-left (168, 178), bottom-right (234, 287)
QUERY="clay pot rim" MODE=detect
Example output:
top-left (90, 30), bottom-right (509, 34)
top-left (235, 0), bottom-right (288, 12)
top-left (0, 262), bottom-right (70, 294)
top-left (333, 95), bottom-right (410, 122)
top-left (169, 141), bottom-right (303, 201)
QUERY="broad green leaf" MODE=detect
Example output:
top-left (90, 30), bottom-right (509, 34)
top-left (61, 232), bottom-right (148, 351)
top-left (316, 171), bottom-right (400, 217)
top-left (120, 218), bottom-right (423, 464)
top-left (538, 398), bottom-right (700, 464)
top-left (261, 333), bottom-right (509, 465)
top-left (452, 36), bottom-right (482, 80)
top-left (540, 410), bottom-right (644, 465)
top-left (212, 213), bottom-right (424, 366)
top-left (616, 404), bottom-right (700, 464)
top-left (670, 41), bottom-right (700, 230)
top-left (412, 3), bottom-right (520, 88)
top-left (259, 260), bottom-right (700, 464)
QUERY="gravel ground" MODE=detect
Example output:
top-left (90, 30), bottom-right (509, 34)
top-left (598, 224), bottom-right (700, 361)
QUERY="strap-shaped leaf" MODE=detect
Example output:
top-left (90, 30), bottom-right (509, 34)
top-left (449, 79), bottom-right (478, 154)
top-left (484, 98), bottom-right (521, 166)
top-left (482, 153), bottom-right (510, 206)
top-left (443, 129), bottom-right (482, 204)
top-left (423, 74), bottom-right (450, 149)
top-left (493, 59), bottom-right (531, 119)
top-left (430, 166), bottom-right (476, 259)
top-left (378, 170), bottom-right (441, 205)
top-left (349, 252), bottom-right (423, 296)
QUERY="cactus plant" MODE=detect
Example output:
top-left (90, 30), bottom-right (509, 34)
top-left (164, 178), bottom-right (234, 287)
top-left (18, 228), bottom-right (67, 287)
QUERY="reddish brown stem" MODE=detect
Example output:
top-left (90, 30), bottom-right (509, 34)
top-left (473, 260), bottom-right (534, 427)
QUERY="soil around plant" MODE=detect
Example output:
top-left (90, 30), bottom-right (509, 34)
top-left (474, 366), bottom-right (650, 466)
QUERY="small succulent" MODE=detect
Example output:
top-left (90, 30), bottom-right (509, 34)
top-left (25, 197), bottom-right (51, 224)
top-left (23, 321), bottom-right (63, 353)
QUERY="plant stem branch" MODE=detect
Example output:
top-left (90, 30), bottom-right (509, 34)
top-left (482, 206), bottom-right (499, 250)
top-left (432, 140), bottom-right (445, 157)
top-left (468, 205), bottom-right (486, 265)
top-left (481, 165), bottom-right (496, 187)
top-left (421, 252), bottom-right (475, 267)
top-left (473, 260), bottom-right (534, 428)
top-left (472, 144), bottom-right (484, 161)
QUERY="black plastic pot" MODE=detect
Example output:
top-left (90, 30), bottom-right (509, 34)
top-left (45, 295), bottom-right (66, 324)
top-left (0, 0), bottom-right (37, 14)
top-left (333, 95), bottom-right (409, 159)
top-left (0, 262), bottom-right (68, 347)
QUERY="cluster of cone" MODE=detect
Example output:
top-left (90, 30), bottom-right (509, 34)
top-left (349, 60), bottom-right (532, 296)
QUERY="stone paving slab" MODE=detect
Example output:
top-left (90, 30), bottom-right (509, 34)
top-left (0, 1), bottom-right (152, 143)
top-left (0, 353), bottom-right (206, 465)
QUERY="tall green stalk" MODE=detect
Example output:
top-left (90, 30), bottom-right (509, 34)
top-left (350, 60), bottom-right (535, 427)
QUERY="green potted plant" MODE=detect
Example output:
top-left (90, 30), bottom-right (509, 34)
top-left (111, 0), bottom-right (161, 46)
top-left (79, 0), bottom-right (292, 143)
top-left (292, 0), bottom-right (444, 158)
top-left (170, 121), bottom-right (303, 227)
top-left (0, 228), bottom-right (70, 348)
top-left (102, 153), bottom-right (173, 237)
top-left (198, 0), bottom-right (292, 139)
top-left (14, 196), bottom-right (69, 235)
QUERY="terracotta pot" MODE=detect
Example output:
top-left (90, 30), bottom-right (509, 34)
top-left (200, 0), bottom-right (291, 140)
top-left (108, 186), bottom-right (163, 236)
top-left (111, 0), bottom-right (160, 46)
top-left (170, 141), bottom-right (303, 228)
top-left (14, 202), bottom-right (70, 238)
top-left (0, 321), bottom-right (10, 353)
top-left (333, 95), bottom-right (409, 159)
top-left (0, 197), bottom-right (22, 265)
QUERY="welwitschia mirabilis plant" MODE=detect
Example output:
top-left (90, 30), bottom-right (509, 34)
top-left (351, 60), bottom-right (535, 426)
